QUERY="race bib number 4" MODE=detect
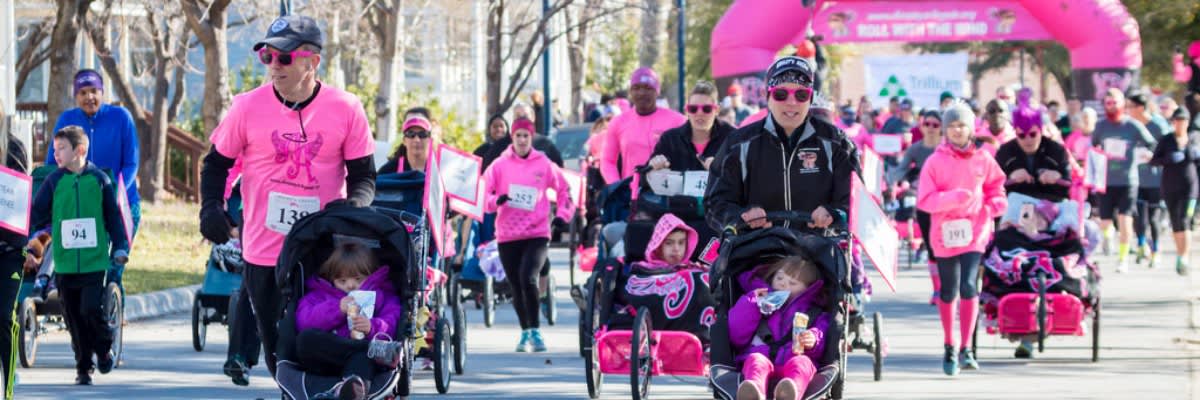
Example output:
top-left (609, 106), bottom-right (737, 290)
top-left (61, 218), bottom-right (98, 249)
top-left (941, 219), bottom-right (973, 248)
top-left (266, 192), bottom-right (321, 235)
top-left (508, 184), bottom-right (539, 211)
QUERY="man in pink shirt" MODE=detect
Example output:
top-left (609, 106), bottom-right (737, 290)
top-left (600, 67), bottom-right (687, 186)
top-left (197, 15), bottom-right (376, 378)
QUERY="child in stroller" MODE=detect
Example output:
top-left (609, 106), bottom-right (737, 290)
top-left (615, 213), bottom-right (714, 338)
top-left (731, 256), bottom-right (829, 400)
top-left (294, 241), bottom-right (405, 400)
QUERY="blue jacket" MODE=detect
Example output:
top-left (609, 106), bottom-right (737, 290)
top-left (51, 104), bottom-right (140, 206)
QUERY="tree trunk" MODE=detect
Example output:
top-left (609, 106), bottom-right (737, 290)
top-left (567, 0), bottom-right (600, 123)
top-left (639, 0), bottom-right (666, 67)
top-left (372, 0), bottom-right (404, 143)
top-left (182, 0), bottom-right (233, 135)
top-left (47, 0), bottom-right (91, 137)
top-left (486, 0), bottom-right (505, 116)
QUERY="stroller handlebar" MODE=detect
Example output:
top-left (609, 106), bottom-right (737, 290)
top-left (722, 210), bottom-right (848, 237)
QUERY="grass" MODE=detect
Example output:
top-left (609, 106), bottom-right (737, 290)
top-left (124, 201), bottom-right (207, 295)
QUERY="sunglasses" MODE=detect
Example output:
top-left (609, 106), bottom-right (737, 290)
top-left (922, 121), bottom-right (941, 129)
top-left (686, 104), bottom-right (715, 114)
top-left (404, 130), bottom-right (430, 139)
top-left (257, 48), bottom-right (315, 66)
top-left (767, 86), bottom-right (814, 103)
top-left (1016, 129), bottom-right (1039, 139)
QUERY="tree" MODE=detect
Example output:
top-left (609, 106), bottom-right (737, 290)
top-left (485, 0), bottom-right (577, 117)
top-left (563, 0), bottom-right (640, 122)
top-left (1123, 0), bottom-right (1200, 91)
top-left (181, 0), bottom-right (233, 135)
top-left (365, 0), bottom-right (405, 143)
top-left (14, 17), bottom-right (53, 98)
top-left (86, 0), bottom-right (192, 202)
top-left (638, 0), bottom-right (666, 68)
top-left (46, 0), bottom-right (92, 135)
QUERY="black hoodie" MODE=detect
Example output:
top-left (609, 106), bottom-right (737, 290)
top-left (650, 120), bottom-right (735, 173)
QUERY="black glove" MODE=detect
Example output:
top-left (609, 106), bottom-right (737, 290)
top-left (553, 217), bottom-right (570, 231)
top-left (199, 204), bottom-right (232, 244)
top-left (497, 194), bottom-right (509, 206)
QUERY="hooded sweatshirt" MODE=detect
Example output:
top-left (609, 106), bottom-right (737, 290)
top-left (482, 146), bottom-right (575, 243)
top-left (916, 142), bottom-right (1008, 257)
top-left (295, 266), bottom-right (403, 339)
top-left (728, 266), bottom-right (830, 366)
top-left (600, 106), bottom-right (687, 184)
top-left (633, 213), bottom-right (700, 270)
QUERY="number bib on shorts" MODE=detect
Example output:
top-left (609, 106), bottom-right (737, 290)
top-left (508, 184), bottom-right (539, 211)
top-left (266, 192), bottom-right (321, 235)
top-left (941, 219), bottom-right (973, 249)
top-left (61, 218), bottom-right (98, 249)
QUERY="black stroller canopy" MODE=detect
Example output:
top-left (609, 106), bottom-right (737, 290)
top-left (712, 227), bottom-right (849, 303)
top-left (275, 205), bottom-right (419, 302)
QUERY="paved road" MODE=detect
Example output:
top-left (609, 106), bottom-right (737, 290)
top-left (13, 245), bottom-right (1200, 399)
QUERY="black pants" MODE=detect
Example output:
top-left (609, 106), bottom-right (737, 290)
top-left (296, 329), bottom-right (376, 379)
top-left (916, 210), bottom-right (932, 261)
top-left (498, 238), bottom-right (549, 330)
top-left (1135, 188), bottom-right (1164, 250)
top-left (936, 252), bottom-right (982, 302)
top-left (57, 271), bottom-right (113, 374)
top-left (0, 249), bottom-right (21, 399)
top-left (244, 263), bottom-right (281, 376)
top-left (226, 284), bottom-right (261, 368)
top-left (1165, 194), bottom-right (1195, 232)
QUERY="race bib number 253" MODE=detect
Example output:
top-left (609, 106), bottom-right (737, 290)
top-left (266, 192), bottom-right (321, 235)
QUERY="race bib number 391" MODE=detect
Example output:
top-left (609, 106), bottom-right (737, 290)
top-left (266, 192), bottom-right (321, 235)
top-left (61, 218), bottom-right (98, 249)
top-left (941, 219), bottom-right (973, 249)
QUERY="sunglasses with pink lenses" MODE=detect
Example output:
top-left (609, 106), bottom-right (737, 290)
top-left (767, 86), bottom-right (814, 103)
top-left (686, 104), bottom-right (715, 114)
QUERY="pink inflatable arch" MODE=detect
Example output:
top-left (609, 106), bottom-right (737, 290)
top-left (712, 0), bottom-right (1142, 104)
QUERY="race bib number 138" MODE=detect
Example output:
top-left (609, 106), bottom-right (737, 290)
top-left (266, 192), bottom-right (321, 235)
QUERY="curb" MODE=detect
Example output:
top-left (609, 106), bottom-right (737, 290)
top-left (124, 284), bottom-right (200, 322)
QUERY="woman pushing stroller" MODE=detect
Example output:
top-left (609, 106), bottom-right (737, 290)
top-left (730, 256), bottom-right (830, 400)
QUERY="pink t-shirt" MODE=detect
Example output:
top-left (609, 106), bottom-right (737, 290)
top-left (1064, 132), bottom-right (1093, 162)
top-left (210, 83), bottom-right (375, 266)
top-left (600, 107), bottom-right (687, 184)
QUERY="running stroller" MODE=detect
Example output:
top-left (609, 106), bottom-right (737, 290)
top-left (975, 193), bottom-right (1101, 361)
top-left (708, 213), bottom-right (856, 400)
top-left (374, 170), bottom-right (467, 391)
top-left (580, 220), bottom-right (715, 400)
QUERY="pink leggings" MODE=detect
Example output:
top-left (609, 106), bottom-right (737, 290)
top-left (740, 353), bottom-right (816, 396)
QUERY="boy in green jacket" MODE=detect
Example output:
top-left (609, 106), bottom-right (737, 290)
top-left (27, 125), bottom-right (129, 385)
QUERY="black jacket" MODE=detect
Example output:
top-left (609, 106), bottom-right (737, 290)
top-left (1150, 132), bottom-right (1200, 199)
top-left (705, 113), bottom-right (859, 230)
top-left (651, 120), bottom-right (734, 173)
top-left (993, 138), bottom-right (1071, 201)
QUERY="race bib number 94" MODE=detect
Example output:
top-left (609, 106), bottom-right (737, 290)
top-left (941, 219), bottom-right (973, 249)
top-left (266, 192), bottom-right (321, 235)
top-left (61, 218), bottom-right (98, 249)
top-left (508, 184), bottom-right (539, 211)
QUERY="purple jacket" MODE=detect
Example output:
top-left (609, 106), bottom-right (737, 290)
top-left (729, 267), bottom-right (830, 366)
top-left (296, 266), bottom-right (403, 339)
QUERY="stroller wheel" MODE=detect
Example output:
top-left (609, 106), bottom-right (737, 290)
top-left (872, 312), bottom-right (884, 381)
top-left (452, 299), bottom-right (467, 375)
top-left (630, 306), bottom-right (653, 400)
top-left (433, 317), bottom-right (452, 394)
top-left (18, 297), bottom-right (38, 368)
top-left (584, 275), bottom-right (604, 399)
top-left (483, 276), bottom-right (495, 328)
top-left (105, 282), bottom-right (125, 367)
top-left (191, 293), bottom-right (207, 352)
top-left (542, 273), bottom-right (557, 326)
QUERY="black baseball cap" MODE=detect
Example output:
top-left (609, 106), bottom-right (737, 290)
top-left (765, 56), bottom-right (815, 87)
top-left (254, 15), bottom-right (324, 52)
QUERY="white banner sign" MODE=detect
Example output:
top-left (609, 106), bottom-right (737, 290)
top-left (864, 53), bottom-right (969, 110)
top-left (850, 177), bottom-right (899, 292)
top-left (449, 178), bottom-right (486, 222)
top-left (0, 166), bottom-right (31, 236)
top-left (423, 143), bottom-right (449, 255)
top-left (437, 145), bottom-right (482, 206)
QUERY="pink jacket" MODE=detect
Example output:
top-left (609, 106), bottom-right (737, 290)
top-left (916, 143), bottom-right (1007, 258)
top-left (483, 146), bottom-right (575, 243)
top-left (636, 213), bottom-right (700, 270)
top-left (976, 123), bottom-right (1014, 156)
top-left (600, 107), bottom-right (687, 184)
top-left (296, 266), bottom-right (403, 339)
top-left (1064, 132), bottom-right (1093, 163)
